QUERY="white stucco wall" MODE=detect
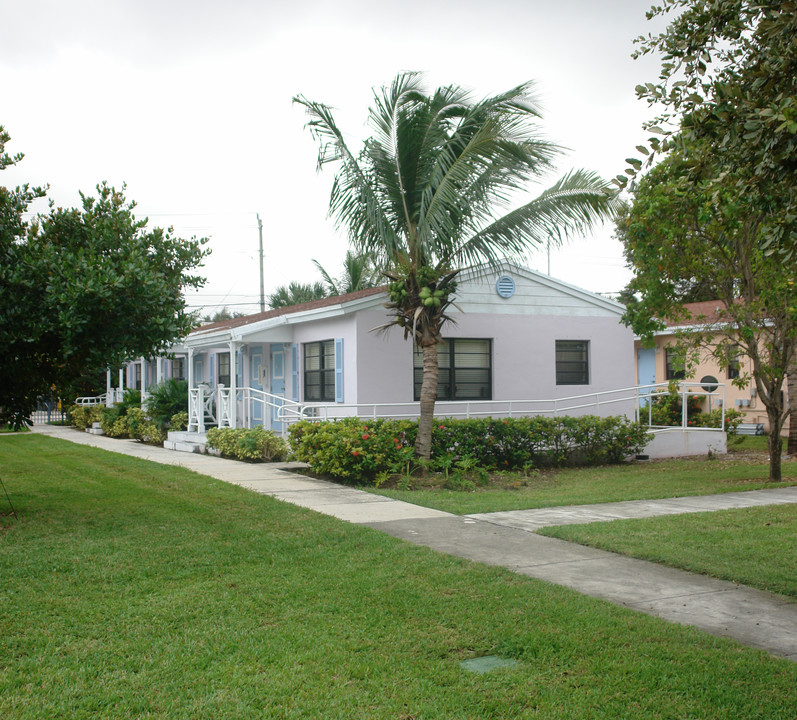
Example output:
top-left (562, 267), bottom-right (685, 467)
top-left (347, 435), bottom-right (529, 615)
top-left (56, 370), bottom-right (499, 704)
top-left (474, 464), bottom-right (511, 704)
top-left (351, 307), bottom-right (636, 417)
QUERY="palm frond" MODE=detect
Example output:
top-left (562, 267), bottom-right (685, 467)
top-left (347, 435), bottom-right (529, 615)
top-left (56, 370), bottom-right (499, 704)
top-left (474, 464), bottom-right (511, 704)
top-left (453, 169), bottom-right (623, 269)
top-left (293, 95), bottom-right (402, 260)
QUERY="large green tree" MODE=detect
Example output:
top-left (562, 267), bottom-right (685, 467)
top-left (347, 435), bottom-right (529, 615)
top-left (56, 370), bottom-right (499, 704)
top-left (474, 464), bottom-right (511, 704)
top-left (296, 73), bottom-right (622, 459)
top-left (624, 1), bottom-right (797, 258)
top-left (0, 128), bottom-right (208, 428)
top-left (620, 150), bottom-right (797, 481)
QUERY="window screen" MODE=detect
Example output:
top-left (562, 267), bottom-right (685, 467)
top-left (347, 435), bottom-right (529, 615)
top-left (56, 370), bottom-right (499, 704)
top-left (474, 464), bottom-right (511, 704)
top-left (556, 340), bottom-right (589, 385)
top-left (413, 339), bottom-right (491, 401)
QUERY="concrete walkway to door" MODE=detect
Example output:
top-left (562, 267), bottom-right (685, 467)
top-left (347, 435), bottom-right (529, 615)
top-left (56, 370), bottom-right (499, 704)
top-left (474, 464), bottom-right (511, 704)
top-left (27, 425), bottom-right (797, 660)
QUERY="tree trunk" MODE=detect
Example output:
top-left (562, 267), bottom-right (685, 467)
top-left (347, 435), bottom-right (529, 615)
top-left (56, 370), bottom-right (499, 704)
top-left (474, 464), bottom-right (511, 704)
top-left (788, 357), bottom-right (797, 456)
top-left (415, 342), bottom-right (439, 461)
top-left (766, 404), bottom-right (784, 482)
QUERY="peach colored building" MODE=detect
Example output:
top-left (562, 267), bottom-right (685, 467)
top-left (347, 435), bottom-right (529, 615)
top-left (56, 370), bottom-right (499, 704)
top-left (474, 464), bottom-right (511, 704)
top-left (634, 300), bottom-right (790, 432)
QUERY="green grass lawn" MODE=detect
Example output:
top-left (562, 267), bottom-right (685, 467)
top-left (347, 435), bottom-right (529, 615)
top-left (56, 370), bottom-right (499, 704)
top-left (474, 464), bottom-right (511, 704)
top-left (0, 435), bottom-right (795, 719)
top-left (539, 504), bottom-right (797, 599)
top-left (367, 436), bottom-right (797, 515)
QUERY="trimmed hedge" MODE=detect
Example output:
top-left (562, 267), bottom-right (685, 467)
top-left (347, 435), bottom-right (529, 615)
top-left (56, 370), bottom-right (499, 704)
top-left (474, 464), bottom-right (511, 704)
top-left (289, 415), bottom-right (653, 484)
top-left (206, 426), bottom-right (289, 462)
top-left (68, 405), bottom-right (104, 430)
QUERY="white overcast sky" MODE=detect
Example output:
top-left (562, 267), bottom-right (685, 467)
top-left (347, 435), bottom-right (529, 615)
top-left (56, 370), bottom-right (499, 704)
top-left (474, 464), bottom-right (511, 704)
top-left (3, 0), bottom-right (668, 315)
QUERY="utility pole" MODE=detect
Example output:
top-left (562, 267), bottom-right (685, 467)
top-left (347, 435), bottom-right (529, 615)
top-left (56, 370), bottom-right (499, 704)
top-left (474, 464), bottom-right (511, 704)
top-left (257, 213), bottom-right (265, 312)
top-left (547, 237), bottom-right (551, 275)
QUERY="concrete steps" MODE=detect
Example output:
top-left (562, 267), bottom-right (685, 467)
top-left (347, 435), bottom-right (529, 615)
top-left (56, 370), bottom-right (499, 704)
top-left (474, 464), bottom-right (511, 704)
top-left (164, 430), bottom-right (208, 454)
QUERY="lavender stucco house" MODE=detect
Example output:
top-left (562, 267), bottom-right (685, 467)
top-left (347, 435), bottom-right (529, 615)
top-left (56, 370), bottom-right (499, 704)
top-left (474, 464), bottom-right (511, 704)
top-left (120, 262), bottom-right (636, 434)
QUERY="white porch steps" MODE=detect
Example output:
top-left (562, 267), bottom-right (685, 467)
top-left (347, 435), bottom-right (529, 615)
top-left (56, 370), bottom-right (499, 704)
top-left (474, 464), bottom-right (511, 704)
top-left (164, 430), bottom-right (208, 454)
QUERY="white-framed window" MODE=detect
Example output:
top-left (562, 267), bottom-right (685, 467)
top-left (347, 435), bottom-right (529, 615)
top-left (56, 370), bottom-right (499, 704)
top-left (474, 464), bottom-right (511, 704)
top-left (218, 352), bottom-right (231, 386)
top-left (556, 340), bottom-right (589, 385)
top-left (172, 357), bottom-right (185, 381)
top-left (304, 340), bottom-right (335, 402)
top-left (665, 347), bottom-right (686, 381)
top-left (413, 338), bottom-right (492, 401)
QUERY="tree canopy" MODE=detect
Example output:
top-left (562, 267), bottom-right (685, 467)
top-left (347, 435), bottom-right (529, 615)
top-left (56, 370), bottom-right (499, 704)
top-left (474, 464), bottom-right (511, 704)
top-left (0, 127), bottom-right (208, 427)
top-left (624, 0), bottom-right (797, 257)
top-left (620, 149), bottom-right (797, 480)
top-left (296, 73), bottom-right (622, 459)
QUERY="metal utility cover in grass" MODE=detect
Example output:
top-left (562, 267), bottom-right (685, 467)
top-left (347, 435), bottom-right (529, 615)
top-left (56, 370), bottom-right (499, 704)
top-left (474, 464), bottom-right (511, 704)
top-left (460, 656), bottom-right (518, 674)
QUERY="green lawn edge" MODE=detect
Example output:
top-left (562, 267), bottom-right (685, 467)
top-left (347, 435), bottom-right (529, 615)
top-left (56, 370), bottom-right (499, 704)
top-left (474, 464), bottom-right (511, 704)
top-left (539, 504), bottom-right (797, 599)
top-left (1, 434), bottom-right (795, 719)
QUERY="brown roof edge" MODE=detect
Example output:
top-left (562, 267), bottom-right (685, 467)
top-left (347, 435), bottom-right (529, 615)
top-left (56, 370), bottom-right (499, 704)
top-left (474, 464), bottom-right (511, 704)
top-left (191, 285), bottom-right (388, 334)
top-left (663, 299), bottom-right (732, 328)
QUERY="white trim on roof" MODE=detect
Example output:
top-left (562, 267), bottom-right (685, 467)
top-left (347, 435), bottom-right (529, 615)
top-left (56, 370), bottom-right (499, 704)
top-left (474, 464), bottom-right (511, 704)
top-left (184, 291), bottom-right (389, 348)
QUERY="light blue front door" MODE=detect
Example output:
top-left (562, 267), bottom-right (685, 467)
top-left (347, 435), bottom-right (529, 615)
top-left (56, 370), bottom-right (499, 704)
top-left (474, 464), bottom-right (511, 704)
top-left (270, 344), bottom-right (286, 431)
top-left (637, 347), bottom-right (656, 405)
top-left (250, 348), bottom-right (264, 425)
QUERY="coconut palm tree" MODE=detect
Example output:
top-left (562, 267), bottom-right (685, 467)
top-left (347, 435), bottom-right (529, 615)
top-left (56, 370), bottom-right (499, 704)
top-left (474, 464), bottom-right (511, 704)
top-left (267, 281), bottom-right (327, 309)
top-left (295, 73), bottom-right (623, 459)
top-left (312, 250), bottom-right (381, 296)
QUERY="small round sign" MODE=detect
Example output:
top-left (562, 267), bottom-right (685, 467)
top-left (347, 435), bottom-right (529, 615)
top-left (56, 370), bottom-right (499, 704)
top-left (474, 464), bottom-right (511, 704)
top-left (700, 375), bottom-right (719, 392)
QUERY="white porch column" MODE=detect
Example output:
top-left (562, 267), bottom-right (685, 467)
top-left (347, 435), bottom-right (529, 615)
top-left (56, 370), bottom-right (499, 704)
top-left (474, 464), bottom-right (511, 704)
top-left (187, 348), bottom-right (196, 431)
top-left (156, 357), bottom-right (164, 386)
top-left (229, 341), bottom-right (238, 428)
top-left (188, 348), bottom-right (194, 395)
top-left (118, 368), bottom-right (125, 404)
top-left (105, 370), bottom-right (113, 407)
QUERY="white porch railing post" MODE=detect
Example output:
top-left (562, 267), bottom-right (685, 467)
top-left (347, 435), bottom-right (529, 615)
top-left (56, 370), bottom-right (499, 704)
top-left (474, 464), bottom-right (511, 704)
top-left (229, 341), bottom-right (238, 428)
top-left (197, 385), bottom-right (206, 433)
top-left (681, 383), bottom-right (688, 429)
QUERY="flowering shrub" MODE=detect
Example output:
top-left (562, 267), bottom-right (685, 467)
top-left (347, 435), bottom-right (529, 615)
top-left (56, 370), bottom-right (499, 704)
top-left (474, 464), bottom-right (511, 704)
top-left (289, 418), bottom-right (416, 481)
top-left (289, 415), bottom-right (652, 484)
top-left (206, 426), bottom-right (288, 462)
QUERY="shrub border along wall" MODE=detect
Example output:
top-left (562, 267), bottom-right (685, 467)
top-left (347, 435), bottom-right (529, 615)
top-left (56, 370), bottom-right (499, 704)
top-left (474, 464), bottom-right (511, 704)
top-left (289, 415), bottom-right (653, 485)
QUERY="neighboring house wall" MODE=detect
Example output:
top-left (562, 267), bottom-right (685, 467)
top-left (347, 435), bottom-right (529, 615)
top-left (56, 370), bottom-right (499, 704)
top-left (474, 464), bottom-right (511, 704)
top-left (635, 325), bottom-right (790, 432)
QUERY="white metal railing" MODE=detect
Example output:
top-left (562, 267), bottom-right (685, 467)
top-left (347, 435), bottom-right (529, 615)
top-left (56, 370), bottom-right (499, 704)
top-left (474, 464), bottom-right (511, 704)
top-left (634, 381), bottom-right (726, 431)
top-left (183, 382), bottom-right (729, 434)
top-left (238, 387), bottom-right (303, 430)
top-left (276, 381), bottom-right (729, 432)
top-left (75, 393), bottom-right (108, 406)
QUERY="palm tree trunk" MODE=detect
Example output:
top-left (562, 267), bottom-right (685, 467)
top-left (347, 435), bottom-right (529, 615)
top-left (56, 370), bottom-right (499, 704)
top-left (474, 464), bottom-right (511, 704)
top-left (788, 357), bottom-right (797, 456)
top-left (415, 342), bottom-right (439, 461)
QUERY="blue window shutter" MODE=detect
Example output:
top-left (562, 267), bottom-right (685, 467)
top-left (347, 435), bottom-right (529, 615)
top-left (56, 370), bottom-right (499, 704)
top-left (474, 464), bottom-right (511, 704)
top-left (291, 344), bottom-right (299, 401)
top-left (210, 354), bottom-right (215, 386)
top-left (164, 360), bottom-right (170, 382)
top-left (334, 338), bottom-right (344, 403)
top-left (237, 351), bottom-right (244, 386)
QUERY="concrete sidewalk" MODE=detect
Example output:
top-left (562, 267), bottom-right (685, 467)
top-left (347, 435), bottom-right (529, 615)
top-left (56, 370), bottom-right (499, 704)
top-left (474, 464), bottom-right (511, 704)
top-left (27, 425), bottom-right (797, 660)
